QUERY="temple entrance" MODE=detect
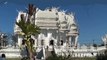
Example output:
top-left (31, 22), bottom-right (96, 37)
top-left (49, 40), bottom-right (54, 45)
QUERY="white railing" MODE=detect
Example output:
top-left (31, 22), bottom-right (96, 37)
top-left (54, 46), bottom-right (107, 57)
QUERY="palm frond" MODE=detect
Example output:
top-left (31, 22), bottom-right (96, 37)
top-left (16, 19), bottom-right (40, 35)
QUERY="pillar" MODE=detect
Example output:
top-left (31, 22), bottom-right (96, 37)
top-left (18, 35), bottom-right (23, 47)
top-left (69, 36), bottom-right (71, 47)
top-left (75, 35), bottom-right (79, 47)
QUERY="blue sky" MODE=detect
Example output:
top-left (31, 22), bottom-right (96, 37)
top-left (0, 0), bottom-right (107, 44)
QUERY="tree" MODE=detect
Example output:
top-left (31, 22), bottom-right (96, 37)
top-left (16, 4), bottom-right (40, 60)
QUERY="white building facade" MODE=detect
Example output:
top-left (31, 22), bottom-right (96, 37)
top-left (14, 8), bottom-right (79, 48)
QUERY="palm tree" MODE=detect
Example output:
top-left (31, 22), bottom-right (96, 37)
top-left (16, 4), bottom-right (40, 60)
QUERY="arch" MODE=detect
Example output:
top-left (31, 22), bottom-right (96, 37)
top-left (1, 54), bottom-right (6, 58)
top-left (30, 38), bottom-right (35, 44)
top-left (50, 40), bottom-right (54, 45)
top-left (22, 39), bottom-right (25, 45)
top-left (61, 40), bottom-right (63, 45)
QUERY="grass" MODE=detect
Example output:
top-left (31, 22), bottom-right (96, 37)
top-left (6, 58), bottom-right (21, 60)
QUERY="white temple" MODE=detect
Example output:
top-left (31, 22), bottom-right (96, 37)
top-left (14, 8), bottom-right (79, 48)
